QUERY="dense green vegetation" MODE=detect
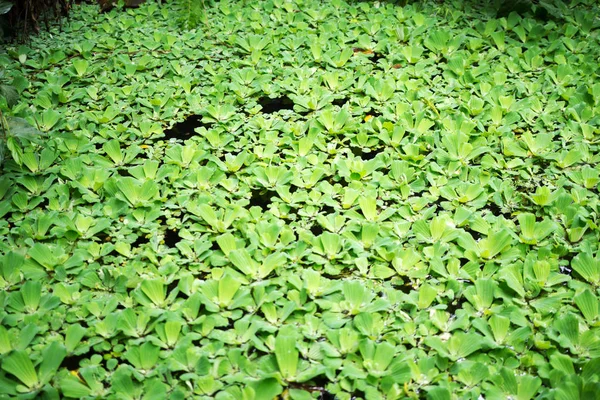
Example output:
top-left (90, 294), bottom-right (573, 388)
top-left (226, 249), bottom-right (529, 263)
top-left (1, 0), bottom-right (600, 398)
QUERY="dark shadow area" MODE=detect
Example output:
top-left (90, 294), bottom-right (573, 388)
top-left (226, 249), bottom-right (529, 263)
top-left (445, 296), bottom-right (466, 314)
top-left (348, 0), bottom-right (573, 22)
top-left (370, 52), bottom-right (385, 64)
top-left (116, 168), bottom-right (131, 177)
top-left (321, 392), bottom-right (336, 400)
top-left (483, 203), bottom-right (512, 219)
top-left (485, 202), bottom-right (505, 218)
top-left (289, 378), bottom-right (338, 400)
top-left (367, 110), bottom-right (382, 118)
top-left (164, 228), bottom-right (181, 248)
top-left (99, 0), bottom-right (146, 13)
top-left (332, 97), bottom-right (349, 107)
top-left (257, 95), bottom-right (295, 114)
top-left (132, 234), bottom-right (148, 248)
top-left (359, 148), bottom-right (382, 161)
top-left (96, 232), bottom-right (110, 242)
top-left (310, 224), bottom-right (323, 236)
top-left (61, 346), bottom-right (110, 372)
top-left (464, 228), bottom-right (482, 241)
top-left (163, 115), bottom-right (211, 141)
top-left (37, 197), bottom-right (49, 210)
top-left (166, 278), bottom-right (179, 294)
top-left (496, 0), bottom-right (566, 20)
top-left (326, 176), bottom-right (348, 188)
top-left (61, 352), bottom-right (92, 371)
top-left (1, 0), bottom-right (71, 42)
top-left (320, 205), bottom-right (335, 215)
top-left (249, 187), bottom-right (278, 211)
top-left (392, 278), bottom-right (414, 294)
top-left (349, 146), bottom-right (384, 161)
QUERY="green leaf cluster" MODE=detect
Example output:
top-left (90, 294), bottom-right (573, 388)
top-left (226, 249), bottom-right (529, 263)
top-left (0, 0), bottom-right (599, 398)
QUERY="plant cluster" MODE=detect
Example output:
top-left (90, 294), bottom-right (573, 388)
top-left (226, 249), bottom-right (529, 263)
top-left (0, 0), bottom-right (600, 399)
top-left (176, 0), bottom-right (207, 30)
top-left (0, 0), bottom-right (72, 41)
top-left (0, 54), bottom-right (43, 167)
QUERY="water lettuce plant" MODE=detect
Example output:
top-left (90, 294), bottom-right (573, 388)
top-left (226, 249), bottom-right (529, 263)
top-left (1, 0), bottom-right (600, 398)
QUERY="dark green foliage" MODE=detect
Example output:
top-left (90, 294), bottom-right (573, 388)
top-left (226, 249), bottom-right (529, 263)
top-left (0, 0), bottom-right (13, 37)
top-left (1, 0), bottom-right (72, 41)
top-left (496, 0), bottom-right (571, 20)
top-left (177, 0), bottom-right (206, 29)
top-left (98, 0), bottom-right (147, 12)
top-left (1, 0), bottom-right (600, 397)
top-left (0, 57), bottom-right (41, 167)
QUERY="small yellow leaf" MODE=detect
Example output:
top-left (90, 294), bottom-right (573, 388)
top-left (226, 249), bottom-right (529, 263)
top-left (70, 370), bottom-right (84, 382)
top-left (364, 115), bottom-right (373, 122)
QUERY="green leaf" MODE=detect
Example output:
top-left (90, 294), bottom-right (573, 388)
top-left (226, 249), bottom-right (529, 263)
top-left (72, 58), bottom-right (89, 77)
top-left (417, 284), bottom-right (437, 309)
top-left (517, 213), bottom-right (556, 244)
top-left (426, 387), bottom-right (451, 400)
top-left (372, 341), bottom-right (395, 374)
top-left (38, 342), bottom-right (66, 385)
top-left (102, 139), bottom-right (124, 165)
top-left (38, 109), bottom-right (61, 132)
top-left (426, 332), bottom-right (485, 361)
top-left (228, 248), bottom-right (259, 277)
top-left (1, 350), bottom-right (38, 389)
top-left (0, 1), bottom-right (13, 15)
top-left (192, 203), bottom-right (219, 230)
top-left (554, 313), bottom-right (579, 348)
top-left (319, 232), bottom-right (343, 259)
top-left (317, 108), bottom-right (352, 134)
top-left (28, 243), bottom-right (58, 270)
top-left (218, 274), bottom-right (241, 307)
top-left (8, 117), bottom-right (41, 140)
top-left (116, 177), bottom-right (159, 207)
top-left (574, 289), bottom-right (598, 322)
top-left (289, 389), bottom-right (313, 400)
top-left (343, 281), bottom-right (368, 314)
top-left (479, 229), bottom-right (513, 259)
top-left (550, 353), bottom-right (575, 375)
top-left (0, 326), bottom-right (12, 355)
top-left (11, 75), bottom-right (28, 93)
top-left (140, 280), bottom-right (166, 307)
top-left (0, 84), bottom-right (18, 107)
top-left (19, 281), bottom-right (41, 313)
top-left (582, 358), bottom-right (600, 383)
top-left (517, 375), bottom-right (541, 400)
top-left (499, 264), bottom-right (525, 297)
top-left (110, 368), bottom-right (137, 399)
top-left (275, 327), bottom-right (299, 380)
top-left (448, 332), bottom-right (485, 360)
top-left (65, 324), bottom-right (87, 354)
top-left (249, 378), bottom-right (282, 400)
top-left (126, 341), bottom-right (160, 370)
top-left (59, 375), bottom-right (92, 398)
top-left (530, 186), bottom-right (555, 206)
top-left (489, 315), bottom-right (510, 344)
top-left (358, 194), bottom-right (378, 221)
top-left (162, 320), bottom-right (182, 347)
top-left (216, 233), bottom-right (237, 256)
top-left (571, 252), bottom-right (600, 285)
top-left (465, 278), bottom-right (496, 311)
